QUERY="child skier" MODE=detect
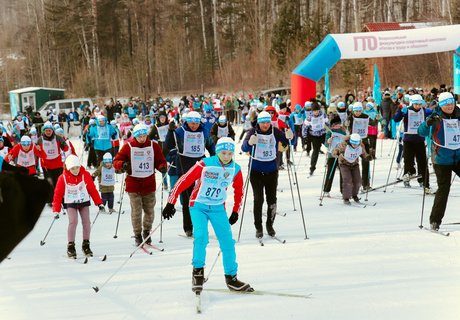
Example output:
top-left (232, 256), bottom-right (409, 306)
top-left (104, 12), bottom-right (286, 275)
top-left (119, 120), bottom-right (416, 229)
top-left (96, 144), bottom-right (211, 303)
top-left (52, 154), bottom-right (105, 258)
top-left (6, 136), bottom-right (41, 175)
top-left (323, 115), bottom-right (346, 197)
top-left (92, 152), bottom-right (119, 213)
top-left (332, 133), bottom-right (372, 204)
top-left (162, 137), bottom-right (253, 293)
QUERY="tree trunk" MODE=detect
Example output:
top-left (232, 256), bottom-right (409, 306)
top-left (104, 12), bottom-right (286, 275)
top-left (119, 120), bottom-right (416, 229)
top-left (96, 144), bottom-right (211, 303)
top-left (352, 0), bottom-right (359, 32)
top-left (340, 0), bottom-right (347, 33)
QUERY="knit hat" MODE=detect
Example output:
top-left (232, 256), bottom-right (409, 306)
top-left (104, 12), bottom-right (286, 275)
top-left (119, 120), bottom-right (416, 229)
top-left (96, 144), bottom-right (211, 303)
top-left (352, 102), bottom-right (363, 112)
top-left (55, 128), bottom-right (64, 135)
top-left (350, 133), bottom-right (361, 145)
top-left (89, 118), bottom-right (96, 125)
top-left (215, 137), bottom-right (235, 153)
top-left (20, 135), bottom-right (32, 145)
top-left (186, 111), bottom-right (201, 123)
top-left (132, 124), bottom-right (148, 138)
top-left (438, 92), bottom-right (455, 107)
top-left (311, 102), bottom-right (321, 111)
top-left (102, 152), bottom-right (113, 163)
top-left (218, 115), bottom-right (227, 123)
top-left (42, 121), bottom-right (54, 131)
top-left (410, 94), bottom-right (424, 105)
top-left (257, 111), bottom-right (271, 123)
top-left (65, 154), bottom-right (80, 170)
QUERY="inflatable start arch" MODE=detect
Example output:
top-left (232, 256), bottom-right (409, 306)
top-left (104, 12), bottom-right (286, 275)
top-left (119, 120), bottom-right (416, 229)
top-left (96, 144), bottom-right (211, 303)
top-left (291, 24), bottom-right (460, 107)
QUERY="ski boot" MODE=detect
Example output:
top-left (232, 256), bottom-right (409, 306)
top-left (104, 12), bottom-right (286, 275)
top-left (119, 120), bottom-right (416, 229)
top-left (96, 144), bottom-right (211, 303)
top-left (192, 267), bottom-right (204, 293)
top-left (403, 173), bottom-right (411, 187)
top-left (352, 196), bottom-right (361, 203)
top-left (67, 241), bottom-right (77, 259)
top-left (343, 199), bottom-right (351, 205)
top-left (323, 192), bottom-right (330, 198)
top-left (185, 230), bottom-right (193, 238)
top-left (134, 234), bottom-right (143, 246)
top-left (143, 230), bottom-right (152, 245)
top-left (255, 227), bottom-right (263, 239)
top-left (82, 240), bottom-right (93, 257)
top-left (430, 222), bottom-right (440, 231)
top-left (225, 275), bottom-right (253, 292)
top-left (424, 187), bottom-right (435, 195)
top-left (108, 208), bottom-right (116, 214)
top-left (266, 223), bottom-right (276, 237)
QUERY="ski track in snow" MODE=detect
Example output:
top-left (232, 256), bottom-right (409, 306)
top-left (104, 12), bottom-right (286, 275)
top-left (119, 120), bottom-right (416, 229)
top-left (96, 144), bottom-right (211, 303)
top-left (2, 130), bottom-right (460, 320)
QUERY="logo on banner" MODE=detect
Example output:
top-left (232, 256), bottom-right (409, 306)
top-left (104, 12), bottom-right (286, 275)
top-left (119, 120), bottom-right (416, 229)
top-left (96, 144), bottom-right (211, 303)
top-left (353, 36), bottom-right (378, 51)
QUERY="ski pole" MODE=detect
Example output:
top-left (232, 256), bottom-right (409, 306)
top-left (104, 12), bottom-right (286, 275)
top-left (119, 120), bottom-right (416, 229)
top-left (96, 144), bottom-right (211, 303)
top-left (286, 160), bottom-right (297, 211)
top-left (40, 214), bottom-right (59, 246)
top-left (237, 147), bottom-right (255, 242)
top-left (91, 207), bottom-right (106, 228)
top-left (159, 175), bottom-right (165, 243)
top-left (419, 127), bottom-right (432, 229)
top-left (288, 140), bottom-right (308, 239)
top-left (204, 250), bottom-right (221, 283)
top-left (93, 220), bottom-right (164, 293)
top-left (113, 174), bottom-right (126, 239)
top-left (320, 157), bottom-right (337, 206)
top-left (383, 136), bottom-right (399, 193)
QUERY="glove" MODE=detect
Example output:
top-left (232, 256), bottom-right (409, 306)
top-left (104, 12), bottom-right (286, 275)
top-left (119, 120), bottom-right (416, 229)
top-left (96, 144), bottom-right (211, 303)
top-left (98, 204), bottom-right (106, 212)
top-left (285, 129), bottom-right (294, 140)
top-left (53, 212), bottom-right (60, 219)
top-left (159, 166), bottom-right (168, 174)
top-left (426, 115), bottom-right (440, 126)
top-left (122, 162), bottom-right (131, 172)
top-left (369, 148), bottom-right (376, 159)
top-left (248, 135), bottom-right (257, 146)
top-left (228, 212), bottom-right (238, 225)
top-left (162, 203), bottom-right (176, 220)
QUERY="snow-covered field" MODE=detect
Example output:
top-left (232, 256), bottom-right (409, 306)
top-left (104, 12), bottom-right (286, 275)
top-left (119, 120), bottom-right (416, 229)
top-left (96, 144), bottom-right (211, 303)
top-left (2, 129), bottom-right (460, 320)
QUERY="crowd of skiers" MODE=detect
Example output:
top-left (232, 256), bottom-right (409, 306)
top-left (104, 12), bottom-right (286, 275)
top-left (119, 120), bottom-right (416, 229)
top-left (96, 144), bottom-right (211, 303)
top-left (1, 84), bottom-right (459, 293)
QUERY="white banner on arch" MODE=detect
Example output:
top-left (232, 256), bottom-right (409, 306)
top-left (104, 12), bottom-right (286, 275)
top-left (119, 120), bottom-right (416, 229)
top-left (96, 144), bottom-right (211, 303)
top-left (331, 24), bottom-right (460, 59)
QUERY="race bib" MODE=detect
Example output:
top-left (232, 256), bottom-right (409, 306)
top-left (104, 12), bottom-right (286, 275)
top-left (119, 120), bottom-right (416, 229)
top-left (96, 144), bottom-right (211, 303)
top-left (443, 119), bottom-right (460, 150)
top-left (406, 109), bottom-right (424, 134)
top-left (343, 145), bottom-right (362, 163)
top-left (101, 166), bottom-right (116, 186)
top-left (254, 131), bottom-right (276, 162)
top-left (42, 139), bottom-right (59, 159)
top-left (183, 130), bottom-right (205, 157)
top-left (157, 125), bottom-right (169, 142)
top-left (130, 142), bottom-right (154, 178)
top-left (196, 165), bottom-right (235, 205)
top-left (311, 116), bottom-right (324, 132)
top-left (217, 126), bottom-right (229, 138)
top-left (64, 178), bottom-right (90, 204)
top-left (352, 117), bottom-right (369, 138)
top-left (330, 132), bottom-right (345, 151)
top-left (17, 149), bottom-right (35, 167)
top-left (97, 125), bottom-right (109, 140)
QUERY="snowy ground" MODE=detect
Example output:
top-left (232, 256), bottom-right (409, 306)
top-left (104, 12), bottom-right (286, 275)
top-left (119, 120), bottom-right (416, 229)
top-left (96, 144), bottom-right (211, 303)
top-left (2, 128), bottom-right (460, 320)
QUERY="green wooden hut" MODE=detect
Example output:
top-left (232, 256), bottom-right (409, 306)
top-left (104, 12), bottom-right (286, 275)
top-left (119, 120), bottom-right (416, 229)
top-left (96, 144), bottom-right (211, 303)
top-left (9, 87), bottom-right (65, 117)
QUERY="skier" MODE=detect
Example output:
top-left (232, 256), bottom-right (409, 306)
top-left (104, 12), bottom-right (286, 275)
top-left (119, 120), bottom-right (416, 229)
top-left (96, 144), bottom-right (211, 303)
top-left (162, 137), bottom-right (253, 293)
top-left (302, 101), bottom-right (328, 176)
top-left (418, 92), bottom-right (460, 230)
top-left (346, 102), bottom-right (372, 191)
top-left (6, 136), bottom-right (41, 176)
top-left (113, 124), bottom-right (168, 245)
top-left (241, 111), bottom-right (293, 238)
top-left (87, 115), bottom-right (117, 164)
top-left (323, 115), bottom-right (346, 197)
top-left (52, 154), bottom-right (105, 258)
top-left (92, 153), bottom-right (119, 213)
top-left (210, 115), bottom-right (235, 145)
top-left (289, 104), bottom-right (305, 152)
top-left (35, 121), bottom-right (69, 203)
top-left (332, 133), bottom-right (372, 204)
top-left (393, 94), bottom-right (432, 191)
top-left (164, 111), bottom-right (215, 237)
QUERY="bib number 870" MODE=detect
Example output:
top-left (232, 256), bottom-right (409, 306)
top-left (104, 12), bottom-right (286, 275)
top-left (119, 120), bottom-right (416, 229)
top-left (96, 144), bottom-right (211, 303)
top-left (205, 187), bottom-right (221, 198)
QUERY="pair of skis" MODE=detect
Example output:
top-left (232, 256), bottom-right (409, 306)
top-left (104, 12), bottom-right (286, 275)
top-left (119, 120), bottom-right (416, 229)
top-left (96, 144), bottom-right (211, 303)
top-left (320, 195), bottom-right (377, 208)
top-left (257, 235), bottom-right (286, 246)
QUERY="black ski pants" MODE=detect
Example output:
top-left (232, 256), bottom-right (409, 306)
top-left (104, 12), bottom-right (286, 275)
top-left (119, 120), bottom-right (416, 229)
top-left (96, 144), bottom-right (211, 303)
top-left (250, 170), bottom-right (278, 231)
top-left (430, 163), bottom-right (460, 225)
top-left (403, 140), bottom-right (430, 187)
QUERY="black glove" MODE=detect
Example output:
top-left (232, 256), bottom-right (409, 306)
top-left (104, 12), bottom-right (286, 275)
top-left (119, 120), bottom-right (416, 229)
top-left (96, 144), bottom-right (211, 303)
top-left (426, 115), bottom-right (440, 127)
top-left (162, 203), bottom-right (176, 220)
top-left (369, 148), bottom-right (376, 159)
top-left (159, 166), bottom-right (168, 174)
top-left (98, 204), bottom-right (106, 211)
top-left (122, 162), bottom-right (131, 172)
top-left (228, 212), bottom-right (238, 225)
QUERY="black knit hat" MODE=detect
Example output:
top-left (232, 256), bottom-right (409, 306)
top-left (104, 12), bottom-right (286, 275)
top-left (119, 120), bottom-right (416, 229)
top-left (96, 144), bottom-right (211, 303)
top-left (330, 115), bottom-right (341, 126)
